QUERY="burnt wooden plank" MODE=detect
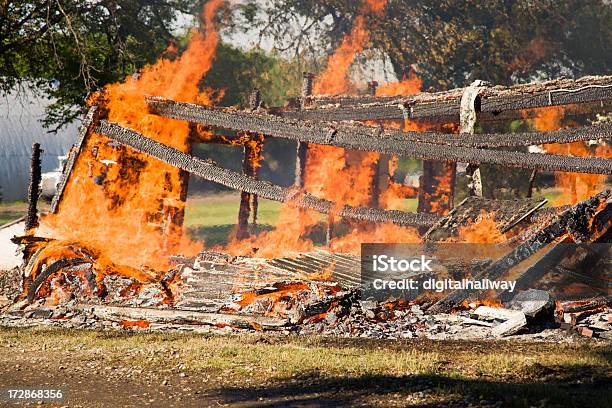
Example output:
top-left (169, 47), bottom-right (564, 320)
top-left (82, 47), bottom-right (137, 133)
top-left (145, 99), bottom-right (612, 174)
top-left (95, 120), bottom-right (440, 228)
top-left (428, 190), bottom-right (611, 313)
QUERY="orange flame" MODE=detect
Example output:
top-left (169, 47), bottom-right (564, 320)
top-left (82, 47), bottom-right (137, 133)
top-left (376, 71), bottom-right (422, 97)
top-left (524, 106), bottom-right (611, 205)
top-left (313, 0), bottom-right (387, 95)
top-left (453, 211), bottom-right (507, 244)
top-left (38, 0), bottom-right (224, 275)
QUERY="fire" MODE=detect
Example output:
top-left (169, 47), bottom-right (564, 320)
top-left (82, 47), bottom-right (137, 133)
top-left (119, 320), bottom-right (151, 329)
top-left (330, 224), bottom-right (421, 253)
top-left (452, 210), bottom-right (506, 244)
top-left (375, 70), bottom-right (422, 97)
top-left (224, 202), bottom-right (319, 258)
top-left (460, 298), bottom-right (503, 309)
top-left (379, 181), bottom-right (418, 210)
top-left (313, 0), bottom-right (387, 95)
top-left (524, 106), bottom-right (611, 205)
top-left (307, 147), bottom-right (380, 206)
top-left (228, 0), bottom-right (426, 258)
top-left (36, 0), bottom-right (225, 275)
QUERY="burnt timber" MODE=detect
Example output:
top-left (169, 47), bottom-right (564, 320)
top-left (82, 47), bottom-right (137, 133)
top-left (50, 107), bottom-right (100, 214)
top-left (278, 75), bottom-right (612, 122)
top-left (428, 189), bottom-right (612, 313)
top-left (25, 143), bottom-right (42, 231)
top-left (146, 98), bottom-right (612, 175)
top-left (95, 120), bottom-right (440, 228)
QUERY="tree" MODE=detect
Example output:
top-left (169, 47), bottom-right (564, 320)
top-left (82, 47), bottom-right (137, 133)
top-left (190, 42), bottom-right (304, 193)
top-left (205, 42), bottom-right (303, 107)
top-left (235, 0), bottom-right (612, 90)
top-left (0, 0), bottom-right (201, 129)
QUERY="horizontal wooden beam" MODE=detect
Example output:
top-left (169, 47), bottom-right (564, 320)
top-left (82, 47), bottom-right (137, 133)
top-left (287, 75), bottom-right (612, 122)
top-left (146, 98), bottom-right (612, 175)
top-left (95, 120), bottom-right (441, 228)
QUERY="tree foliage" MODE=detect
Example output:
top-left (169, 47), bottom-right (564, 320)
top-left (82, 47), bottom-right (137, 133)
top-left (0, 0), bottom-right (199, 128)
top-left (205, 43), bottom-right (302, 107)
top-left (236, 0), bottom-right (612, 89)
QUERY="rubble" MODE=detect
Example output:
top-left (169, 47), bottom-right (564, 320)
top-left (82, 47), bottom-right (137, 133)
top-left (472, 306), bottom-right (527, 337)
top-left (507, 289), bottom-right (554, 318)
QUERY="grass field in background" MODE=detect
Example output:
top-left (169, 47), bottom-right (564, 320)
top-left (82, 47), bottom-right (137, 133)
top-left (0, 187), bottom-right (580, 245)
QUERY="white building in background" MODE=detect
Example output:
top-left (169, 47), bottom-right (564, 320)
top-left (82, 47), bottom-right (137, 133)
top-left (0, 87), bottom-right (78, 202)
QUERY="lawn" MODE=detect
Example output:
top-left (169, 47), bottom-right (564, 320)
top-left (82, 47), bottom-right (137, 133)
top-left (0, 201), bottom-right (27, 225)
top-left (0, 327), bottom-right (609, 407)
top-left (0, 188), bottom-right (586, 244)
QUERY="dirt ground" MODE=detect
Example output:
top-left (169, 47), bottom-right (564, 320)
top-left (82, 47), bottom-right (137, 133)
top-left (0, 327), bottom-right (610, 408)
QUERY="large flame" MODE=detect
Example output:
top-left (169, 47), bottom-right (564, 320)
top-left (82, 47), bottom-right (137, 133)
top-left (225, 0), bottom-right (431, 257)
top-left (375, 70), bottom-right (422, 97)
top-left (38, 0), bottom-right (224, 274)
top-left (313, 0), bottom-right (387, 95)
top-left (525, 106), bottom-right (611, 205)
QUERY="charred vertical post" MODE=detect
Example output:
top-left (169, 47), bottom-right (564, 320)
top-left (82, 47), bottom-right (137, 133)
top-left (460, 81), bottom-right (487, 197)
top-left (367, 81), bottom-right (378, 96)
top-left (237, 152), bottom-right (252, 240)
top-left (237, 89), bottom-right (264, 240)
top-left (417, 161), bottom-right (456, 216)
top-left (161, 125), bottom-right (194, 247)
top-left (295, 73), bottom-right (314, 188)
top-left (367, 80), bottom-right (387, 208)
top-left (25, 143), bottom-right (42, 232)
top-left (250, 89), bottom-right (262, 232)
top-left (526, 169), bottom-right (537, 198)
top-left (295, 142), bottom-right (309, 188)
top-left (301, 72), bottom-right (315, 108)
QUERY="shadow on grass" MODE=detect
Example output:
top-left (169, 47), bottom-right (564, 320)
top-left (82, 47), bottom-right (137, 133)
top-left (210, 369), bottom-right (612, 408)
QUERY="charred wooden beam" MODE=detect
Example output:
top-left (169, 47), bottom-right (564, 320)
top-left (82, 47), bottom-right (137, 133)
top-left (557, 295), bottom-right (612, 314)
top-left (146, 98), bottom-right (612, 175)
top-left (289, 75), bottom-right (612, 122)
top-left (424, 196), bottom-right (547, 242)
top-left (50, 106), bottom-right (100, 213)
top-left (407, 122), bottom-right (612, 148)
top-left (27, 258), bottom-right (89, 302)
top-left (95, 121), bottom-right (440, 228)
top-left (76, 304), bottom-right (288, 330)
top-left (237, 89), bottom-right (264, 240)
top-left (428, 189), bottom-right (611, 313)
top-left (25, 143), bottom-right (42, 232)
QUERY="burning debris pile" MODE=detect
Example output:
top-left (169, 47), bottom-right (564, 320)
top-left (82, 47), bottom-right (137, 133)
top-left (2, 188), bottom-right (611, 340)
top-left (0, 0), bottom-right (611, 341)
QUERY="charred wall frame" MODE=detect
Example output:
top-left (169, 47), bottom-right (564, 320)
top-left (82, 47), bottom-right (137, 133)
top-left (50, 75), bottom-right (612, 242)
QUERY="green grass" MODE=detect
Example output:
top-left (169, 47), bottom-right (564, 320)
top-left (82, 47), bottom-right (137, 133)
top-left (532, 188), bottom-right (565, 207)
top-left (0, 327), bottom-right (609, 407)
top-left (184, 193), bottom-right (283, 246)
top-left (0, 201), bottom-right (28, 225)
top-left (183, 193), bottom-right (420, 246)
top-left (185, 193), bottom-right (283, 227)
